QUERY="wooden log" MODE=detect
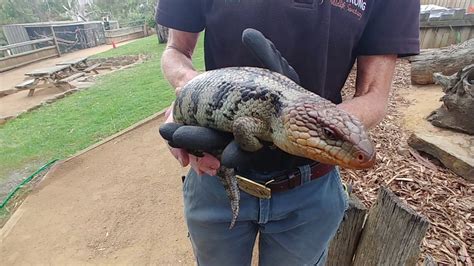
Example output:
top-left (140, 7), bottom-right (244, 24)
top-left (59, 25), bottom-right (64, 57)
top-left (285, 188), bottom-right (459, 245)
top-left (353, 187), bottom-right (429, 266)
top-left (327, 195), bottom-right (368, 266)
top-left (427, 64), bottom-right (474, 135)
top-left (410, 38), bottom-right (474, 85)
top-left (84, 63), bottom-right (101, 74)
top-left (408, 132), bottom-right (474, 182)
top-left (58, 72), bottom-right (85, 83)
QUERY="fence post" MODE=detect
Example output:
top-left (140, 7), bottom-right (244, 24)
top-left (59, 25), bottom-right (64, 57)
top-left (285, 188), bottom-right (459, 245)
top-left (50, 26), bottom-right (61, 57)
top-left (326, 195), bottom-right (367, 266)
top-left (352, 187), bottom-right (429, 266)
top-left (143, 21), bottom-right (148, 36)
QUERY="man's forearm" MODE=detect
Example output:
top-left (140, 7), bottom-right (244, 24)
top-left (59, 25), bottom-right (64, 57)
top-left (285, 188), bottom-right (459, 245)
top-left (338, 55), bottom-right (397, 129)
top-left (338, 92), bottom-right (388, 128)
top-left (161, 48), bottom-right (199, 89)
top-left (161, 30), bottom-right (201, 90)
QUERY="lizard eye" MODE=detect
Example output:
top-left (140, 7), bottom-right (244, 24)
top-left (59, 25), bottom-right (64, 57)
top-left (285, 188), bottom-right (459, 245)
top-left (323, 127), bottom-right (337, 140)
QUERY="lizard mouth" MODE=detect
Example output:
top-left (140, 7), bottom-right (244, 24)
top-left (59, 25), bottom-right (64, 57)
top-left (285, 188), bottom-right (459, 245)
top-left (294, 143), bottom-right (376, 170)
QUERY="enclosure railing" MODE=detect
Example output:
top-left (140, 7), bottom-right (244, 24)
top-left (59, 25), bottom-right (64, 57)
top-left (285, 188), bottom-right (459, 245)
top-left (0, 38), bottom-right (55, 57)
top-left (104, 25), bottom-right (146, 44)
top-left (0, 37), bottom-right (60, 72)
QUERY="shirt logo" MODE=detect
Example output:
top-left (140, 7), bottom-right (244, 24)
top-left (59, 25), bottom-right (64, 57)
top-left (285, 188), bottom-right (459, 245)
top-left (330, 0), bottom-right (367, 19)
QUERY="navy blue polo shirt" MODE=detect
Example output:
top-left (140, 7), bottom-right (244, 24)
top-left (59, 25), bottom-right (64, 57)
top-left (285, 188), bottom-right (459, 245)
top-left (156, 0), bottom-right (420, 171)
top-left (156, 0), bottom-right (420, 104)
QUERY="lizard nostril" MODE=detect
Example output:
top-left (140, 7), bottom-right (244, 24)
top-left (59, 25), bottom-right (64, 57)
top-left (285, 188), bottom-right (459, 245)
top-left (357, 154), bottom-right (365, 162)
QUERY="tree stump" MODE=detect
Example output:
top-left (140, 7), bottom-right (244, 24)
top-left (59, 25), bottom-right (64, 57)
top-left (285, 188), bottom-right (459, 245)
top-left (156, 24), bottom-right (169, 44)
top-left (353, 187), bottom-right (429, 266)
top-left (327, 195), bottom-right (367, 266)
top-left (155, 0), bottom-right (169, 44)
top-left (410, 38), bottom-right (474, 85)
top-left (427, 64), bottom-right (474, 135)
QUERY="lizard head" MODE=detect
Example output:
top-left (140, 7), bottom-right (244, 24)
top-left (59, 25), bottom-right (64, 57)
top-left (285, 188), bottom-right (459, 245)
top-left (274, 101), bottom-right (376, 169)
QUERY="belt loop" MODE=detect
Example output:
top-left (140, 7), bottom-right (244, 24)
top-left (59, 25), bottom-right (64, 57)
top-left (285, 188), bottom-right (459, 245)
top-left (297, 165), bottom-right (311, 185)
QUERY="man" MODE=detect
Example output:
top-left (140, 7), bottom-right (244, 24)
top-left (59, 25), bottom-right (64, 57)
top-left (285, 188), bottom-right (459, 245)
top-left (156, 0), bottom-right (420, 265)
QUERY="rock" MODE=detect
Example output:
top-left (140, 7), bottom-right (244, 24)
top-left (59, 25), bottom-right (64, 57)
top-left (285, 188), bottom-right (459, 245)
top-left (0, 116), bottom-right (15, 125)
top-left (408, 132), bottom-right (474, 182)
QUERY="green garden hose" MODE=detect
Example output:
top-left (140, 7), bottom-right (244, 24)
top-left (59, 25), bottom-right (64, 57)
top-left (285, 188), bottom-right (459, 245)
top-left (0, 159), bottom-right (58, 210)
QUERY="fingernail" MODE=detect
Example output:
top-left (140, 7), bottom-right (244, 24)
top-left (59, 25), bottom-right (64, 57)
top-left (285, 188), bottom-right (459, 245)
top-left (178, 157), bottom-right (184, 166)
top-left (205, 170), bottom-right (216, 176)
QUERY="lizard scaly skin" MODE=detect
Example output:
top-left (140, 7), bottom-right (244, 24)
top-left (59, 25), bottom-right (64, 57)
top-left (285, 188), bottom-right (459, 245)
top-left (174, 67), bottom-right (376, 228)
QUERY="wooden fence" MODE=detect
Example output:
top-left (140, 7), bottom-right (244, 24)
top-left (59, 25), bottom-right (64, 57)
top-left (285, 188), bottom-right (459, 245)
top-left (104, 25), bottom-right (146, 45)
top-left (420, 10), bottom-right (474, 49)
top-left (420, 0), bottom-right (472, 9)
top-left (326, 187), bottom-right (429, 265)
top-left (0, 37), bottom-right (60, 73)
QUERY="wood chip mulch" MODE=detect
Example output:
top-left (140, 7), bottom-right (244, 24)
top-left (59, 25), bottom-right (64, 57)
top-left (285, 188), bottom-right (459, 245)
top-left (340, 59), bottom-right (473, 265)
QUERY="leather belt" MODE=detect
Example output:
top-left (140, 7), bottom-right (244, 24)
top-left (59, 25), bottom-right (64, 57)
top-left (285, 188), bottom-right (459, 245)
top-left (236, 163), bottom-right (335, 199)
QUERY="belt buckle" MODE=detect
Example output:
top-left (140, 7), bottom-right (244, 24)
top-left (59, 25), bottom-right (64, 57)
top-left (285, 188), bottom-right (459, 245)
top-left (236, 175), bottom-right (272, 199)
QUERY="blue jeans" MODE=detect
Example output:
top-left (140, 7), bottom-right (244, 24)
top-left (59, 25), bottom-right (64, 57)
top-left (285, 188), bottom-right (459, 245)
top-left (183, 165), bottom-right (348, 266)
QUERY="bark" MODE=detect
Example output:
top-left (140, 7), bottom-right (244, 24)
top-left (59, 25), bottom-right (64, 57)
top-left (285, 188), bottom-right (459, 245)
top-left (326, 195), bottom-right (367, 266)
top-left (427, 64), bottom-right (474, 135)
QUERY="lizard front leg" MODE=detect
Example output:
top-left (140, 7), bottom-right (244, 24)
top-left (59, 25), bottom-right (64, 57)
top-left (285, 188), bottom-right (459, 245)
top-left (232, 117), bottom-right (271, 152)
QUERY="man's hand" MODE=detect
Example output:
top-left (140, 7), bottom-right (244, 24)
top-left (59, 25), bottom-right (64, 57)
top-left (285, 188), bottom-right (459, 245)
top-left (160, 29), bottom-right (224, 176)
top-left (164, 105), bottom-right (221, 176)
top-left (242, 28), bottom-right (300, 84)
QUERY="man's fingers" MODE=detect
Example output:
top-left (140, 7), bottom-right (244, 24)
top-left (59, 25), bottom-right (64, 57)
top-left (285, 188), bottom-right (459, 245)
top-left (173, 126), bottom-right (232, 151)
top-left (165, 106), bottom-right (172, 119)
top-left (159, 122), bottom-right (183, 141)
top-left (189, 153), bottom-right (220, 176)
top-left (221, 140), bottom-right (253, 168)
top-left (170, 147), bottom-right (190, 167)
top-left (242, 28), bottom-right (300, 84)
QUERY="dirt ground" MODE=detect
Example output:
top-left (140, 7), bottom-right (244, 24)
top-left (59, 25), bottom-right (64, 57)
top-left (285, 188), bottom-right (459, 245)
top-left (401, 84), bottom-right (474, 159)
top-left (0, 41), bottom-right (132, 118)
top-left (0, 115), bottom-right (196, 264)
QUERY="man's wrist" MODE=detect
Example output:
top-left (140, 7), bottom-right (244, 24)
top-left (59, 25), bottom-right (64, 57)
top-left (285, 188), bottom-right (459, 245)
top-left (176, 71), bottom-right (199, 88)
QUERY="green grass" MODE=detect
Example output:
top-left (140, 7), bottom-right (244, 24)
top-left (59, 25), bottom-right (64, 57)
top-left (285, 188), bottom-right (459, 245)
top-left (91, 37), bottom-right (162, 58)
top-left (0, 35), bottom-right (205, 185)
